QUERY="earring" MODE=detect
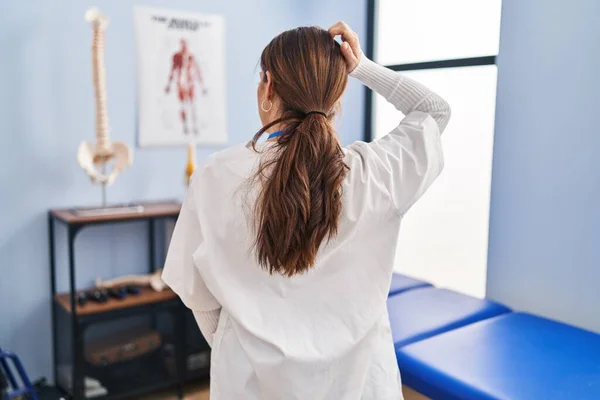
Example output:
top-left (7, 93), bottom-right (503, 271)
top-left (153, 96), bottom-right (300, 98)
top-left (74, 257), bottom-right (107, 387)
top-left (261, 99), bottom-right (273, 112)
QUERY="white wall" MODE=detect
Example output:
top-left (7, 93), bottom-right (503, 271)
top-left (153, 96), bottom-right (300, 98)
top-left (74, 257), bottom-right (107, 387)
top-left (487, 0), bottom-right (600, 333)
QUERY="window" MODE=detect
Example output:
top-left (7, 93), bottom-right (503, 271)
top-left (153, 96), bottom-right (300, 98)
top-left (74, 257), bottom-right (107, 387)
top-left (376, 0), bottom-right (502, 65)
top-left (366, 0), bottom-right (502, 297)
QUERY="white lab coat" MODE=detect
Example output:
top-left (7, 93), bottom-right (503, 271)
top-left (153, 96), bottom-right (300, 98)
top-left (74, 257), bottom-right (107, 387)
top-left (161, 109), bottom-right (443, 399)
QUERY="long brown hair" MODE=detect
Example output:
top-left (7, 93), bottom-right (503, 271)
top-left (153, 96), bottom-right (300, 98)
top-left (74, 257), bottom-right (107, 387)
top-left (251, 27), bottom-right (349, 277)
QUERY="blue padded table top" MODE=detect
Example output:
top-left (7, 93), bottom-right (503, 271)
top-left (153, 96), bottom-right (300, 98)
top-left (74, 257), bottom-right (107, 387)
top-left (388, 288), bottom-right (510, 348)
top-left (397, 312), bottom-right (600, 400)
top-left (389, 273), bottom-right (432, 296)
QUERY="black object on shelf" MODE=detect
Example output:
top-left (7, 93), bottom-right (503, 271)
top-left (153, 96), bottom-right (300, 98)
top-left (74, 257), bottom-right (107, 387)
top-left (76, 292), bottom-right (88, 307)
top-left (125, 285), bottom-right (141, 296)
top-left (107, 287), bottom-right (126, 300)
top-left (88, 289), bottom-right (109, 304)
top-left (47, 201), bottom-right (201, 400)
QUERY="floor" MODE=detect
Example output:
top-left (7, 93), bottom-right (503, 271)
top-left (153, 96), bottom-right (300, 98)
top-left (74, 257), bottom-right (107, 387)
top-left (403, 386), bottom-right (430, 400)
top-left (136, 384), bottom-right (429, 399)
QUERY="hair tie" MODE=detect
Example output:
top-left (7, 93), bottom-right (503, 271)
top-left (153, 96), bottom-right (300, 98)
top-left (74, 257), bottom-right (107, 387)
top-left (305, 110), bottom-right (327, 118)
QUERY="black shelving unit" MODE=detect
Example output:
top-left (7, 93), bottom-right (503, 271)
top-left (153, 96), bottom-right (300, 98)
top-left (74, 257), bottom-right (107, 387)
top-left (47, 201), bottom-right (208, 400)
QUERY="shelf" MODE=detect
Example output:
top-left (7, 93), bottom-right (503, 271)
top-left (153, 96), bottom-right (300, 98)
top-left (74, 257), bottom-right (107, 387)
top-left (50, 200), bottom-right (181, 225)
top-left (86, 368), bottom-right (178, 400)
top-left (49, 198), bottom-right (191, 400)
top-left (55, 287), bottom-right (178, 316)
top-left (56, 375), bottom-right (180, 400)
top-left (57, 348), bottom-right (180, 400)
top-left (90, 379), bottom-right (178, 400)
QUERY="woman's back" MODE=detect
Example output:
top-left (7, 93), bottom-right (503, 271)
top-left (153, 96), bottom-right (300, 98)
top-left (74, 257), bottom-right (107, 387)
top-left (162, 22), bottom-right (449, 400)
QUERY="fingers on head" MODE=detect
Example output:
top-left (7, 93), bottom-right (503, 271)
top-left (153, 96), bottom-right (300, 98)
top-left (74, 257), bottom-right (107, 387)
top-left (329, 22), bottom-right (358, 48)
top-left (328, 21), bottom-right (350, 36)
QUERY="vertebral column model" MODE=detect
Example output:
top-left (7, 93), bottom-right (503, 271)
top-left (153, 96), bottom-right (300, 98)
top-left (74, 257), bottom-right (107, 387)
top-left (165, 39), bottom-right (207, 135)
top-left (77, 7), bottom-right (132, 187)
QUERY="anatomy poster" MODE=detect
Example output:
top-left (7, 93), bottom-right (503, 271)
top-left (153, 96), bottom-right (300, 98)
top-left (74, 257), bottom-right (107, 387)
top-left (134, 6), bottom-right (227, 147)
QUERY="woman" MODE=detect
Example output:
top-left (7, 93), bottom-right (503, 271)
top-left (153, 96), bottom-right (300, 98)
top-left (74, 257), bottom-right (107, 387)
top-left (162, 22), bottom-right (450, 399)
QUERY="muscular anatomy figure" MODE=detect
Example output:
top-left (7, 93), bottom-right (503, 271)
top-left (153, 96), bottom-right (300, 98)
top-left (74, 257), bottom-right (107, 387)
top-left (165, 39), bottom-right (207, 135)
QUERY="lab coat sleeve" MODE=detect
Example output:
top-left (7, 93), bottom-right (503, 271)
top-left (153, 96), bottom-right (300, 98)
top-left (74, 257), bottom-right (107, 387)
top-left (348, 56), bottom-right (450, 215)
top-left (162, 185), bottom-right (221, 312)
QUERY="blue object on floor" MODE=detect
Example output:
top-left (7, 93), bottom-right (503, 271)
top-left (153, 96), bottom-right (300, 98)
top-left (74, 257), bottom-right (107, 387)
top-left (396, 312), bottom-right (600, 400)
top-left (387, 288), bottom-right (510, 347)
top-left (0, 348), bottom-right (39, 400)
top-left (389, 273), bottom-right (432, 296)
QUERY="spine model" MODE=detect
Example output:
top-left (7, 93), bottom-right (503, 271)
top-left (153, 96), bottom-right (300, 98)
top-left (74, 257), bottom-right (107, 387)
top-left (77, 7), bottom-right (133, 187)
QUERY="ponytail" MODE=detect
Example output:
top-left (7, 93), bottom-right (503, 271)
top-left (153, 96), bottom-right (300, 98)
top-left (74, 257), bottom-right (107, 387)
top-left (251, 112), bottom-right (348, 276)
top-left (251, 26), bottom-right (349, 276)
